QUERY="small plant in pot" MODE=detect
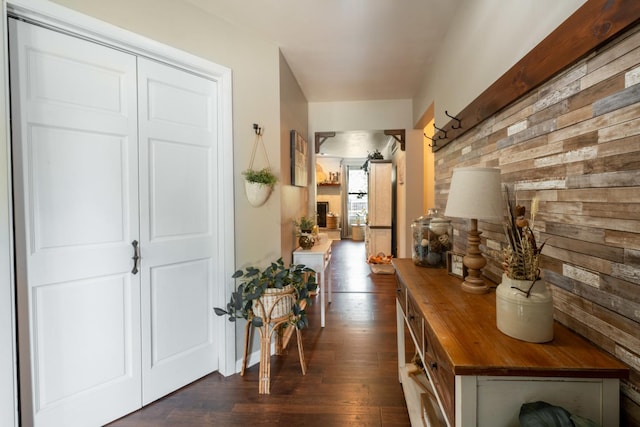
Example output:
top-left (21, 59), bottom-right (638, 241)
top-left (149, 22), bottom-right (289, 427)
top-left (293, 216), bottom-right (316, 249)
top-left (214, 258), bottom-right (317, 329)
top-left (293, 215), bottom-right (315, 233)
top-left (243, 167), bottom-right (277, 207)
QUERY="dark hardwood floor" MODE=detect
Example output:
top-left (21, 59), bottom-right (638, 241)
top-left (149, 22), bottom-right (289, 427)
top-left (108, 240), bottom-right (410, 426)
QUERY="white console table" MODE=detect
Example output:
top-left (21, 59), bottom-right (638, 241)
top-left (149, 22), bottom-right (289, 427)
top-left (293, 237), bottom-right (332, 327)
top-left (393, 259), bottom-right (628, 427)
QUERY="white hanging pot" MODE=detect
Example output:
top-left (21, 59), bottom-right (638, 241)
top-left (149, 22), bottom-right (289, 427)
top-left (496, 273), bottom-right (554, 343)
top-left (245, 179), bottom-right (273, 207)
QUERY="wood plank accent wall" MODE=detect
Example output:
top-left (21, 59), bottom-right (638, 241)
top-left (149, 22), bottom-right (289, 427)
top-left (432, 0), bottom-right (640, 148)
top-left (434, 23), bottom-right (640, 425)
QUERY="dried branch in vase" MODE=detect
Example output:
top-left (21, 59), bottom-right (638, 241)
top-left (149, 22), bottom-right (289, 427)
top-left (502, 189), bottom-right (547, 296)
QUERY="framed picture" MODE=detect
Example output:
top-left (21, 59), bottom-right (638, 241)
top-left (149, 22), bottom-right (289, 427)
top-left (446, 252), bottom-right (467, 279)
top-left (290, 130), bottom-right (308, 187)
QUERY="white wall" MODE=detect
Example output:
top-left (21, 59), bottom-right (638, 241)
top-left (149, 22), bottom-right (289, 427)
top-left (401, 129), bottom-right (425, 258)
top-left (413, 0), bottom-right (586, 127)
top-left (279, 51), bottom-right (309, 266)
top-left (309, 99), bottom-right (413, 132)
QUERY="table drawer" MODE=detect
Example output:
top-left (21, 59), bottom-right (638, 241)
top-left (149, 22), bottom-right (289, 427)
top-left (424, 323), bottom-right (455, 425)
top-left (406, 293), bottom-right (424, 356)
top-left (396, 277), bottom-right (407, 315)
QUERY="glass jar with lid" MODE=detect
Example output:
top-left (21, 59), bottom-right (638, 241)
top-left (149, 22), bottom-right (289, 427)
top-left (411, 209), bottom-right (453, 268)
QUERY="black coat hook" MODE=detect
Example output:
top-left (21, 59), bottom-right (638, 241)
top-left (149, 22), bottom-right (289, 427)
top-left (445, 111), bottom-right (462, 129)
top-left (253, 123), bottom-right (263, 135)
top-left (424, 133), bottom-right (437, 148)
top-left (434, 124), bottom-right (447, 139)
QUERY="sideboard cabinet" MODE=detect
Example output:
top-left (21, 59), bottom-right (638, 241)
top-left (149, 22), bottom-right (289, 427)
top-left (393, 259), bottom-right (628, 427)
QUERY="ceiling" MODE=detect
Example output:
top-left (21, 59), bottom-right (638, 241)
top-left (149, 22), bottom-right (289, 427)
top-left (184, 0), bottom-right (463, 156)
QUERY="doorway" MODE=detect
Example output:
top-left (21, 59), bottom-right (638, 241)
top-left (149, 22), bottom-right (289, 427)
top-left (345, 165), bottom-right (368, 239)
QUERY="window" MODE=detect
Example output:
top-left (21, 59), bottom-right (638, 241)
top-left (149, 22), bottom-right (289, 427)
top-left (347, 167), bottom-right (367, 225)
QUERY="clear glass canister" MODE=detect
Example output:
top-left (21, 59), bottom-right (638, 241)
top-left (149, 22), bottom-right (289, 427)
top-left (411, 211), bottom-right (453, 268)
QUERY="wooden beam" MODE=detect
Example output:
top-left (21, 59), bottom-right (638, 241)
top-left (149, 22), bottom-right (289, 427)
top-left (433, 0), bottom-right (640, 151)
top-left (314, 131), bottom-right (335, 153)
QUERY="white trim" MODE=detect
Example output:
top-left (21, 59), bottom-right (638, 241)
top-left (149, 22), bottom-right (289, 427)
top-left (7, 0), bottom-right (229, 81)
top-left (0, 1), bottom-right (18, 425)
top-left (4, 1), bottom-right (237, 419)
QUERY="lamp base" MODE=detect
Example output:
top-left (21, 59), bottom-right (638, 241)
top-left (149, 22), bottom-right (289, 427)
top-left (461, 219), bottom-right (490, 294)
top-left (461, 277), bottom-right (490, 294)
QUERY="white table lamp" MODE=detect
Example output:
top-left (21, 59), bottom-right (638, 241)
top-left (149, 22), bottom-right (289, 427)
top-left (444, 167), bottom-right (502, 294)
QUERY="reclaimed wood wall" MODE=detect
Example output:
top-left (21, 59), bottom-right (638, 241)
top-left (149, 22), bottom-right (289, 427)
top-left (434, 23), bottom-right (640, 424)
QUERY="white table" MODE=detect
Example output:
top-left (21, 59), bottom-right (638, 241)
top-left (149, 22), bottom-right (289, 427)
top-left (293, 236), bottom-right (332, 327)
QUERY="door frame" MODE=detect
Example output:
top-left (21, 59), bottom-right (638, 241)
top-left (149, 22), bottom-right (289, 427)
top-left (0, 1), bottom-right (237, 424)
top-left (0, 2), bottom-right (17, 426)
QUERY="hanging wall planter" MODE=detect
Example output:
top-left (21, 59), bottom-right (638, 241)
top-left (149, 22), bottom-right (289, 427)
top-left (244, 178), bottom-right (273, 207)
top-left (244, 124), bottom-right (277, 207)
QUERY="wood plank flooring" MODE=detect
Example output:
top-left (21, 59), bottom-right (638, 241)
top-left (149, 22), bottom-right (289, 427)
top-left (108, 240), bottom-right (411, 427)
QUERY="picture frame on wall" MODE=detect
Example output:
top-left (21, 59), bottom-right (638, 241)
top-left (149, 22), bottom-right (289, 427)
top-left (290, 130), bottom-right (308, 187)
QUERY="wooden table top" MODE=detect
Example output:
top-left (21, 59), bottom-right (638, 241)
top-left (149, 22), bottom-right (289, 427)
top-left (393, 258), bottom-right (629, 379)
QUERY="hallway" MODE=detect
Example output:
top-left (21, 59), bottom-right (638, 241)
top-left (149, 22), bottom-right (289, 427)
top-left (108, 240), bottom-right (411, 426)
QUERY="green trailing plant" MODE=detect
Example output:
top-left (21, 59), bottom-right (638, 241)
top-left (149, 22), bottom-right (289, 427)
top-left (242, 167), bottom-right (277, 186)
top-left (361, 149), bottom-right (384, 172)
top-left (214, 258), bottom-right (317, 329)
top-left (502, 189), bottom-right (547, 296)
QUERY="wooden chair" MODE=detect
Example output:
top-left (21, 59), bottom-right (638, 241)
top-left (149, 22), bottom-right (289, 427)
top-left (240, 289), bottom-right (307, 394)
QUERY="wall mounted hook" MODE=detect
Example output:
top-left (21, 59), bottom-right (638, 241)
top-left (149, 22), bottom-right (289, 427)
top-left (445, 110), bottom-right (462, 129)
top-left (253, 123), bottom-right (263, 135)
top-left (434, 124), bottom-right (447, 139)
top-left (424, 133), bottom-right (437, 148)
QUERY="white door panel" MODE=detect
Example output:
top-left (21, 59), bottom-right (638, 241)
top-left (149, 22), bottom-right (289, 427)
top-left (150, 258), bottom-right (211, 363)
top-left (10, 19), bottom-right (141, 427)
top-left (148, 139), bottom-right (211, 239)
top-left (34, 275), bottom-right (135, 406)
top-left (138, 58), bottom-right (218, 404)
top-left (30, 127), bottom-right (128, 249)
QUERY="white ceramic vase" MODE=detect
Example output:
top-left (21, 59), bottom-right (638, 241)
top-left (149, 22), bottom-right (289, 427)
top-left (496, 273), bottom-right (554, 343)
top-left (245, 180), bottom-right (273, 207)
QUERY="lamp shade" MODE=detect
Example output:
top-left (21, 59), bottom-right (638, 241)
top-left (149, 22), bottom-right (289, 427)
top-left (444, 167), bottom-right (503, 220)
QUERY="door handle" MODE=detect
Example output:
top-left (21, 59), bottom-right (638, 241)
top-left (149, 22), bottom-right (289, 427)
top-left (131, 240), bottom-right (140, 274)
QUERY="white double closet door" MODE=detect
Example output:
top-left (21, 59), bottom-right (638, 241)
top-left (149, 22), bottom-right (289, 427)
top-left (10, 19), bottom-right (220, 427)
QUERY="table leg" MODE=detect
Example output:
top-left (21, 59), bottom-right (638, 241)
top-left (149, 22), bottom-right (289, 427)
top-left (319, 269), bottom-right (325, 327)
top-left (327, 258), bottom-right (332, 304)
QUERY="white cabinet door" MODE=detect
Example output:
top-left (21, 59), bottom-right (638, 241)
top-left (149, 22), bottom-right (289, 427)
top-left (10, 19), bottom-right (142, 427)
top-left (137, 58), bottom-right (219, 404)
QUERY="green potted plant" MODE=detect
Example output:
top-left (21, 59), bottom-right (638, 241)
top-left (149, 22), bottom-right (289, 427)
top-left (214, 257), bottom-right (317, 329)
top-left (496, 191), bottom-right (553, 343)
top-left (293, 216), bottom-right (316, 249)
top-left (243, 167), bottom-right (277, 207)
top-left (293, 215), bottom-right (315, 233)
